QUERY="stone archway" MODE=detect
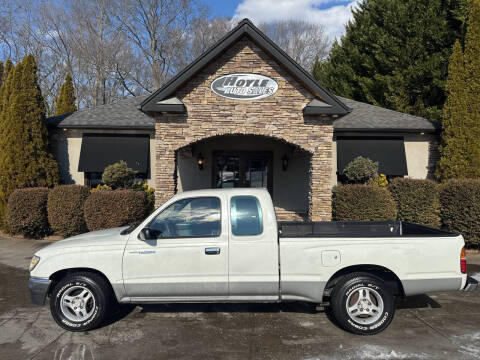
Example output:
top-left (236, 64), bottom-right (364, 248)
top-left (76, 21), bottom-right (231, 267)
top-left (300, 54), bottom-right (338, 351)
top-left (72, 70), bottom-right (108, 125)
top-left (154, 129), bottom-right (333, 221)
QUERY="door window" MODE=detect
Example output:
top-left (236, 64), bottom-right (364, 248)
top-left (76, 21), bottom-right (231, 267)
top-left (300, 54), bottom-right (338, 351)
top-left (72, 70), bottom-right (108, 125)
top-left (149, 197), bottom-right (221, 238)
top-left (230, 196), bottom-right (263, 236)
top-left (214, 152), bottom-right (272, 195)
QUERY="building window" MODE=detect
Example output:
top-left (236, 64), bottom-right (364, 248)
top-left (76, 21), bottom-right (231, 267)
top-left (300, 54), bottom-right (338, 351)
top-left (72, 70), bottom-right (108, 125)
top-left (85, 171), bottom-right (148, 189)
top-left (336, 136), bottom-right (408, 183)
top-left (85, 172), bottom-right (103, 188)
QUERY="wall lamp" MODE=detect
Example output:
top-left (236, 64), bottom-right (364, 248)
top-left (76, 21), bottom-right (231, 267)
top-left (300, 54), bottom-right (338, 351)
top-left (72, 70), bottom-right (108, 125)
top-left (281, 154), bottom-right (289, 171)
top-left (197, 153), bottom-right (205, 170)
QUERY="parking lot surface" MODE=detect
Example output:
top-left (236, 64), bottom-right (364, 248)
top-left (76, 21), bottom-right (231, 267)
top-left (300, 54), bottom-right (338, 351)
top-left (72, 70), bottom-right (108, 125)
top-left (1, 238), bottom-right (480, 360)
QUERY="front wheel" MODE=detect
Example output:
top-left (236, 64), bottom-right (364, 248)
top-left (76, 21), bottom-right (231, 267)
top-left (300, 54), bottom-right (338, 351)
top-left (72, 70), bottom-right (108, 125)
top-left (50, 272), bottom-right (110, 331)
top-left (329, 273), bottom-right (395, 335)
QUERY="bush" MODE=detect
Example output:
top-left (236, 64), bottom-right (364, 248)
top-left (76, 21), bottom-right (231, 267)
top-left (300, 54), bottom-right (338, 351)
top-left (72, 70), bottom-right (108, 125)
top-left (440, 179), bottom-right (480, 247)
top-left (133, 181), bottom-right (155, 215)
top-left (48, 185), bottom-right (90, 237)
top-left (84, 190), bottom-right (146, 231)
top-left (7, 188), bottom-right (50, 239)
top-left (102, 161), bottom-right (136, 189)
top-left (388, 178), bottom-right (441, 228)
top-left (333, 184), bottom-right (397, 221)
top-left (342, 156), bottom-right (379, 183)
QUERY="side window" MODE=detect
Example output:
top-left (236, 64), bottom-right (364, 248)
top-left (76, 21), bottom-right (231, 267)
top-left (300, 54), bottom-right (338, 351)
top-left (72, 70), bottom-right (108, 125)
top-left (149, 197), bottom-right (221, 238)
top-left (230, 196), bottom-right (263, 236)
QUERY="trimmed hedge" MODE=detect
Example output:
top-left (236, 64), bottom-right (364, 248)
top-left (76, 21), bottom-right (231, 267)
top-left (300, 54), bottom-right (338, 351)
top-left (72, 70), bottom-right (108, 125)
top-left (48, 185), bottom-right (90, 237)
top-left (388, 178), bottom-right (441, 228)
top-left (333, 184), bottom-right (397, 221)
top-left (84, 190), bottom-right (146, 231)
top-left (7, 188), bottom-right (50, 239)
top-left (440, 179), bottom-right (480, 247)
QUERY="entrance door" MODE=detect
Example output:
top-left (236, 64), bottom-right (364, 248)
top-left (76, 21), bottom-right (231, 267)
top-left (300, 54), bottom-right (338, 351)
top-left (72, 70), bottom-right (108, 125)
top-left (213, 151), bottom-right (273, 194)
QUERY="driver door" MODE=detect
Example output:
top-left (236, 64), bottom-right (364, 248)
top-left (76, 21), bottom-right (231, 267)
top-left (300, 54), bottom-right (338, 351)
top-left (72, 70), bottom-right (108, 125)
top-left (122, 195), bottom-right (229, 300)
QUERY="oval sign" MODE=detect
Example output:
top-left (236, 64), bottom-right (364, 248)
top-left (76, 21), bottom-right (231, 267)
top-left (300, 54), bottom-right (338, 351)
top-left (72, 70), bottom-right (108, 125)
top-left (211, 73), bottom-right (278, 100)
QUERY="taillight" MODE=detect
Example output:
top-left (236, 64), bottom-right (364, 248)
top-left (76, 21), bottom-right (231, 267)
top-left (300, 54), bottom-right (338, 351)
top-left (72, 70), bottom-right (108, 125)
top-left (460, 247), bottom-right (467, 274)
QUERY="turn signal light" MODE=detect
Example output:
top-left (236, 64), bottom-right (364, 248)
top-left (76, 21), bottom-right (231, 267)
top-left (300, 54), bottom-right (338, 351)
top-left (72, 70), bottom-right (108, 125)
top-left (460, 247), bottom-right (467, 274)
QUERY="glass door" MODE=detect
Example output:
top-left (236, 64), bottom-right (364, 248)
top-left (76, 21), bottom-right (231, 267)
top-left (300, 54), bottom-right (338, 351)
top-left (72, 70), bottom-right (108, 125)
top-left (213, 151), bottom-right (273, 195)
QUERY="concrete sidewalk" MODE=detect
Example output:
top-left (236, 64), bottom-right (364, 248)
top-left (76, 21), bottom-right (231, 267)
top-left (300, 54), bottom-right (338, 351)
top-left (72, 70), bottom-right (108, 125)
top-left (0, 236), bottom-right (55, 270)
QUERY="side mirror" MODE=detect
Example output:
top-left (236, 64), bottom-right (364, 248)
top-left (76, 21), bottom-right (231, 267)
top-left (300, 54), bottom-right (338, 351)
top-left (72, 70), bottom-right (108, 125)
top-left (138, 227), bottom-right (161, 241)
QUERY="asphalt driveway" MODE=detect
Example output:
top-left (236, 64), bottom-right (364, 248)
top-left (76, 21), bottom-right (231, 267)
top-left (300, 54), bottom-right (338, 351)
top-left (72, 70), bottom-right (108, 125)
top-left (1, 237), bottom-right (480, 360)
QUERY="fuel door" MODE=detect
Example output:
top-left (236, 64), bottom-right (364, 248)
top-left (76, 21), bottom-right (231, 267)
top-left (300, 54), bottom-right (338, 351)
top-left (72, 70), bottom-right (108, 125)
top-left (321, 250), bottom-right (341, 267)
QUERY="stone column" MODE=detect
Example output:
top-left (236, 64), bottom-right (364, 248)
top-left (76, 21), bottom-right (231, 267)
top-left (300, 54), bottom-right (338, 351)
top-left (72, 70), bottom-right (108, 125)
top-left (155, 125), bottom-right (177, 207)
top-left (309, 145), bottom-right (333, 221)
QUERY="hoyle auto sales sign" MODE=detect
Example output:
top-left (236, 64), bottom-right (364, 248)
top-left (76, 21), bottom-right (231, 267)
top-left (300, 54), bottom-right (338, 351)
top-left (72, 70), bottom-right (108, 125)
top-left (211, 73), bottom-right (278, 100)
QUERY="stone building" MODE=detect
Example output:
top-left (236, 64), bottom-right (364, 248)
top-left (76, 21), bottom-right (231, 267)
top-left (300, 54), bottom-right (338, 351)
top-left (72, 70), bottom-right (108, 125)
top-left (48, 19), bottom-right (439, 221)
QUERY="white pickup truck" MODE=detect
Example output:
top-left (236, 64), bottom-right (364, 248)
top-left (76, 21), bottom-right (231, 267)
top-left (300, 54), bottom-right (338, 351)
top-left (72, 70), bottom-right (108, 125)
top-left (28, 188), bottom-right (477, 335)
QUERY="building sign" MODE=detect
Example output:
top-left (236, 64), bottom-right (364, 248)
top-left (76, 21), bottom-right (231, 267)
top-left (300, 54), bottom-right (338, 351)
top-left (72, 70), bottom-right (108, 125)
top-left (211, 73), bottom-right (278, 100)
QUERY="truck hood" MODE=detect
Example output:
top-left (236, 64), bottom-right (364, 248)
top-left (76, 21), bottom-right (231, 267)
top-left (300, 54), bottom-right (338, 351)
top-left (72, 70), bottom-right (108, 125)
top-left (36, 227), bottom-right (129, 255)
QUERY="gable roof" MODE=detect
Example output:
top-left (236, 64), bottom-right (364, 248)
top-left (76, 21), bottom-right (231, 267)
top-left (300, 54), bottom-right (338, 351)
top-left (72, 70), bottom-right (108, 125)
top-left (140, 18), bottom-right (350, 116)
top-left (47, 95), bottom-right (154, 130)
top-left (334, 97), bottom-right (439, 133)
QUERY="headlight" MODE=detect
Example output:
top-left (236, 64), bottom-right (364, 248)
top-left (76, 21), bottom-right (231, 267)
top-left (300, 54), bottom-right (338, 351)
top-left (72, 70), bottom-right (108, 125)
top-left (29, 256), bottom-right (40, 272)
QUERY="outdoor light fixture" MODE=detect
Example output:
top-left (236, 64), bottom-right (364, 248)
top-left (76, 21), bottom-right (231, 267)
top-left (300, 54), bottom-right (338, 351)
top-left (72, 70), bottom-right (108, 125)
top-left (197, 153), bottom-right (205, 170)
top-left (281, 154), bottom-right (289, 171)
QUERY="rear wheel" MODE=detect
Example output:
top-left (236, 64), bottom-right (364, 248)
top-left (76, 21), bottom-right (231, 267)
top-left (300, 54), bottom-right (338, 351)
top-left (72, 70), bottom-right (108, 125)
top-left (329, 272), bottom-right (395, 335)
top-left (50, 272), bottom-right (110, 331)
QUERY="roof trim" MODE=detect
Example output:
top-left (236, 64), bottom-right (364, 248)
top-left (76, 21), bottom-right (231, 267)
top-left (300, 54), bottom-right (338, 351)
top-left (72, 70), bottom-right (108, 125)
top-left (51, 124), bottom-right (155, 130)
top-left (334, 127), bottom-right (440, 134)
top-left (141, 18), bottom-right (350, 116)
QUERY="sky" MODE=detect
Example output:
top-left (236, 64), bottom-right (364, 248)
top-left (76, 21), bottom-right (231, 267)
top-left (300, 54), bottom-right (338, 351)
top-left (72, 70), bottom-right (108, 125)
top-left (203, 0), bottom-right (359, 40)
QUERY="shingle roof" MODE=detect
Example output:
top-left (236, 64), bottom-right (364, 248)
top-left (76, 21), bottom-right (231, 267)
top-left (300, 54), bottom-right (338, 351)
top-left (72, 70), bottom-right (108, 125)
top-left (333, 96), bottom-right (440, 132)
top-left (47, 91), bottom-right (439, 133)
top-left (47, 95), bottom-right (154, 130)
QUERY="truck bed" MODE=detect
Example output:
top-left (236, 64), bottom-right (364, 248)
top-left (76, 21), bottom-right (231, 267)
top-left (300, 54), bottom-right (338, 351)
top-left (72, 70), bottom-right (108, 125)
top-left (278, 221), bottom-right (456, 238)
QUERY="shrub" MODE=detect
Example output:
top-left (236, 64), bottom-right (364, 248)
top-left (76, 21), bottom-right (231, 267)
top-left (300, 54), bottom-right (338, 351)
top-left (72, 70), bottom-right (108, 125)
top-left (102, 161), bottom-right (136, 189)
top-left (440, 179), bottom-right (480, 247)
top-left (47, 185), bottom-right (90, 237)
top-left (333, 184), bottom-right (397, 221)
top-left (370, 174), bottom-right (388, 187)
top-left (7, 188), bottom-right (50, 239)
top-left (342, 156), bottom-right (379, 183)
top-left (133, 181), bottom-right (155, 215)
top-left (84, 190), bottom-right (146, 231)
top-left (388, 178), bottom-right (441, 228)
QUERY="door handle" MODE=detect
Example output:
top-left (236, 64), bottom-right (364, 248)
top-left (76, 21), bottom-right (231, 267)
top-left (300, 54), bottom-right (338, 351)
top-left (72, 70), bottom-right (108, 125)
top-left (205, 247), bottom-right (221, 255)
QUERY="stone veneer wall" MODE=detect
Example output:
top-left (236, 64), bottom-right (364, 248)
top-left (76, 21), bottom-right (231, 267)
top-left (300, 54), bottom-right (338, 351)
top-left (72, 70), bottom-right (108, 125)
top-left (154, 36), bottom-right (334, 221)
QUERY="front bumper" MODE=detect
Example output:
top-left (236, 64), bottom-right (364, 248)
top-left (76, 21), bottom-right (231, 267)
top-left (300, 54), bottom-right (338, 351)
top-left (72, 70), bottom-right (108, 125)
top-left (463, 276), bottom-right (478, 292)
top-left (28, 277), bottom-right (52, 305)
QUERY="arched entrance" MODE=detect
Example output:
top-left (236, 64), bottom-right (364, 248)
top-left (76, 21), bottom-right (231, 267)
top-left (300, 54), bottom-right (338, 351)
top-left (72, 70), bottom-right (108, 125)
top-left (175, 134), bottom-right (312, 220)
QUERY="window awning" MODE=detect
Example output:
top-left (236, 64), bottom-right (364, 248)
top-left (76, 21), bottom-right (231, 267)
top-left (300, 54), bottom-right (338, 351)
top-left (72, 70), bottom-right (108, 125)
top-left (337, 137), bottom-right (408, 176)
top-left (78, 134), bottom-right (149, 173)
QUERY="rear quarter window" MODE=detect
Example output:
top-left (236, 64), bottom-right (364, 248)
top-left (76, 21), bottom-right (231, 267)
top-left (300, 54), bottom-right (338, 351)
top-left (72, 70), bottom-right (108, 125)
top-left (230, 196), bottom-right (263, 236)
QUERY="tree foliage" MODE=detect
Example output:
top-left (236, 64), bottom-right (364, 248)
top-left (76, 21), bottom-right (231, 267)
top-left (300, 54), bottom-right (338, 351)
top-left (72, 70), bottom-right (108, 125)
top-left (102, 161), bottom-right (136, 189)
top-left (0, 55), bottom-right (59, 228)
top-left (313, 0), bottom-right (466, 121)
top-left (437, 0), bottom-right (480, 180)
top-left (55, 74), bottom-right (76, 115)
top-left (342, 156), bottom-right (379, 183)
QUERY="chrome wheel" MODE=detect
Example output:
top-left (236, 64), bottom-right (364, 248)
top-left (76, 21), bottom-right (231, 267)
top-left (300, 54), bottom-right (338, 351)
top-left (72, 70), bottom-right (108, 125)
top-left (346, 286), bottom-right (384, 325)
top-left (60, 286), bottom-right (96, 322)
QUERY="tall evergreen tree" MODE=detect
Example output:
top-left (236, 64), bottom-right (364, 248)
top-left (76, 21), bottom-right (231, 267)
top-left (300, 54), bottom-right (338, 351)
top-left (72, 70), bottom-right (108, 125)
top-left (313, 0), bottom-right (466, 121)
top-left (0, 59), bottom-right (14, 118)
top-left (437, 0), bottom-right (480, 180)
top-left (55, 74), bottom-right (77, 115)
top-left (0, 55), bottom-right (59, 227)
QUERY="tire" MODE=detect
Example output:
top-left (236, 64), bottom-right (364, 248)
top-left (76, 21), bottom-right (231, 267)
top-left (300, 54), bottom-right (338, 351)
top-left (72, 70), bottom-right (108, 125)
top-left (50, 272), bottom-right (111, 332)
top-left (329, 272), bottom-right (395, 335)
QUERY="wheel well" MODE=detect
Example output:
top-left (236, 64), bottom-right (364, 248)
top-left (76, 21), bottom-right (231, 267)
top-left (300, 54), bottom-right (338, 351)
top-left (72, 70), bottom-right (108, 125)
top-left (49, 268), bottom-right (116, 298)
top-left (324, 265), bottom-right (405, 298)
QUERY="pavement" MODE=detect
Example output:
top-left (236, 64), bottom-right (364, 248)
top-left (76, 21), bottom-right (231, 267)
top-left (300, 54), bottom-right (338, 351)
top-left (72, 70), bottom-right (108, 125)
top-left (1, 237), bottom-right (480, 360)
